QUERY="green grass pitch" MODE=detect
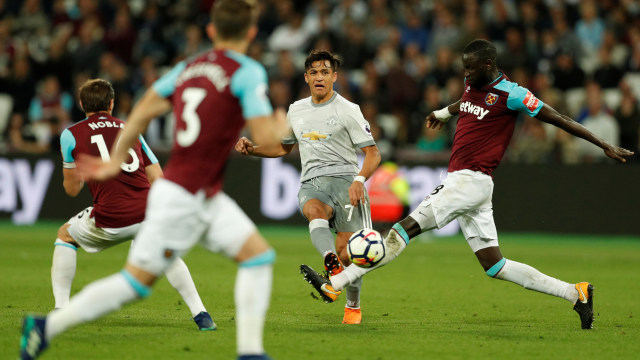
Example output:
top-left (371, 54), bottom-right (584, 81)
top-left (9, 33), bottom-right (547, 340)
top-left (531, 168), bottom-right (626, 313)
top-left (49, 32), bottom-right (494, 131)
top-left (1, 221), bottom-right (639, 359)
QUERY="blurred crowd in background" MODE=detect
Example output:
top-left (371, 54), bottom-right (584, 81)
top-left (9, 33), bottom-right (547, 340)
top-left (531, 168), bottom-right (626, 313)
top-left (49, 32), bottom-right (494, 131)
top-left (1, 0), bottom-right (639, 164)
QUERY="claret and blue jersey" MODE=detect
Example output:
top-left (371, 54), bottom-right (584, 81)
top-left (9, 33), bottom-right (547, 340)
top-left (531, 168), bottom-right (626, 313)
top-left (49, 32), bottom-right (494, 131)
top-left (152, 49), bottom-right (273, 197)
top-left (449, 72), bottom-right (545, 176)
top-left (60, 113), bottom-right (158, 228)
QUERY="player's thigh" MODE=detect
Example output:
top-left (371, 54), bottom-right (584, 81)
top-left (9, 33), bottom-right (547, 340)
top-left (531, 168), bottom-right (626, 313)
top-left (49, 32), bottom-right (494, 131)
top-left (128, 179), bottom-right (207, 276)
top-left (66, 207), bottom-right (137, 253)
top-left (298, 180), bottom-right (335, 220)
top-left (459, 207), bottom-right (499, 252)
top-left (201, 191), bottom-right (258, 260)
top-left (429, 170), bottom-right (494, 227)
top-left (321, 176), bottom-right (371, 232)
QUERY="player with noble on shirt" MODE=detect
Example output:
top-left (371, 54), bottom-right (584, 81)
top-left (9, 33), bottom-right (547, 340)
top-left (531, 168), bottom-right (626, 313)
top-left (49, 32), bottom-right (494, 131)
top-left (19, 1), bottom-right (288, 359)
top-left (305, 39), bottom-right (634, 330)
top-left (53, 78), bottom-right (215, 331)
top-left (235, 50), bottom-right (381, 324)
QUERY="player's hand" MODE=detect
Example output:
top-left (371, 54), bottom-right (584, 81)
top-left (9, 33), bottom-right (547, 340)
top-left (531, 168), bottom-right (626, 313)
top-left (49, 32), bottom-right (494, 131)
top-left (235, 136), bottom-right (254, 155)
top-left (76, 153), bottom-right (121, 181)
top-left (349, 181), bottom-right (366, 206)
top-left (425, 112), bottom-right (446, 130)
top-left (603, 144), bottom-right (634, 163)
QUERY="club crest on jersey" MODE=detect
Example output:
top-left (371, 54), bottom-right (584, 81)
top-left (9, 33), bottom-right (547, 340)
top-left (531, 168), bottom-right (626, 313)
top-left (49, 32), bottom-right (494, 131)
top-left (485, 93), bottom-right (499, 106)
top-left (326, 116), bottom-right (338, 126)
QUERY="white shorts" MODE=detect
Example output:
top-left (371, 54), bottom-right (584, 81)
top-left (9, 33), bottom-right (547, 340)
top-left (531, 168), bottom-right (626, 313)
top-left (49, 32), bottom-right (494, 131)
top-left (127, 179), bottom-right (256, 276)
top-left (66, 207), bottom-right (140, 253)
top-left (412, 169), bottom-right (498, 252)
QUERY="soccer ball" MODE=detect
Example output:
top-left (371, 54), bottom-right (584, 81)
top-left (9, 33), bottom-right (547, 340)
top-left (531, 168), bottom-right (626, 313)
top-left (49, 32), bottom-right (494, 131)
top-left (347, 229), bottom-right (385, 268)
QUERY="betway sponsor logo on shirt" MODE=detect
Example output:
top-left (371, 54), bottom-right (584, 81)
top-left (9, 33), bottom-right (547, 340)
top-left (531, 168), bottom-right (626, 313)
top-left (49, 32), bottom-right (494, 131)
top-left (460, 101), bottom-right (489, 120)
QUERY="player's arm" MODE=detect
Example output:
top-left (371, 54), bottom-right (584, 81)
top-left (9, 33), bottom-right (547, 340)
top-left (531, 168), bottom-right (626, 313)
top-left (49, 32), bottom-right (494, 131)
top-left (60, 129), bottom-right (83, 196)
top-left (349, 144), bottom-right (381, 206)
top-left (426, 99), bottom-right (461, 130)
top-left (236, 109), bottom-right (293, 157)
top-left (145, 163), bottom-right (163, 184)
top-left (232, 61), bottom-right (291, 157)
top-left (139, 135), bottom-right (163, 184)
top-left (62, 168), bottom-right (83, 197)
top-left (235, 133), bottom-right (294, 157)
top-left (535, 104), bottom-right (634, 163)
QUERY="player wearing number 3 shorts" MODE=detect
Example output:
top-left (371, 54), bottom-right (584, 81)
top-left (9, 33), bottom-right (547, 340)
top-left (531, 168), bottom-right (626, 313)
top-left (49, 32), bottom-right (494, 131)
top-left (19, 2), bottom-right (289, 360)
top-left (55, 79), bottom-right (215, 330)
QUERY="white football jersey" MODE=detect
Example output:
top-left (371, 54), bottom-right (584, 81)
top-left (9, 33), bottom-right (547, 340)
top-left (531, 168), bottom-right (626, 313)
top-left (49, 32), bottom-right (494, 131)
top-left (283, 92), bottom-right (376, 182)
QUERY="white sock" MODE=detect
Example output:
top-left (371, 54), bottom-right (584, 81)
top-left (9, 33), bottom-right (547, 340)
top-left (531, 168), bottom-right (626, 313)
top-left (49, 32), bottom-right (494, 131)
top-left (45, 272), bottom-right (145, 341)
top-left (494, 259), bottom-right (578, 303)
top-left (165, 258), bottom-right (206, 317)
top-left (345, 277), bottom-right (362, 309)
top-left (235, 263), bottom-right (272, 356)
top-left (309, 219), bottom-right (335, 256)
top-left (51, 241), bottom-right (77, 309)
top-left (331, 264), bottom-right (371, 292)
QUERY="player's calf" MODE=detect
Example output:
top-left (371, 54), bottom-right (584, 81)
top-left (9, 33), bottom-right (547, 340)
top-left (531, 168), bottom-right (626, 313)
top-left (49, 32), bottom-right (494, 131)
top-left (368, 224), bottom-right (409, 270)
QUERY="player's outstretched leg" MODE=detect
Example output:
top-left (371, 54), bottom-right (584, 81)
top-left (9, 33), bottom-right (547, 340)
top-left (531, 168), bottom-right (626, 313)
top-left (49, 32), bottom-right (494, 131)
top-left (299, 264), bottom-right (341, 303)
top-left (51, 240), bottom-right (78, 309)
top-left (369, 224), bottom-right (409, 270)
top-left (19, 315), bottom-right (48, 360)
top-left (486, 256), bottom-right (595, 329)
top-left (573, 282), bottom-right (594, 329)
top-left (165, 257), bottom-right (216, 331)
top-left (326, 223), bottom-right (413, 293)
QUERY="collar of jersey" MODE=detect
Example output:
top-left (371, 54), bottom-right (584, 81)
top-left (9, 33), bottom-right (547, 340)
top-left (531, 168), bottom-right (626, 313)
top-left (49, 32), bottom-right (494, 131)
top-left (310, 92), bottom-right (338, 108)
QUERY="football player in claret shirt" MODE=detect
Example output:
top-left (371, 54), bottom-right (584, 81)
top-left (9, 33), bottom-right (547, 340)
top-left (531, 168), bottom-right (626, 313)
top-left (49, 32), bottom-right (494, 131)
top-left (306, 39), bottom-right (634, 330)
top-left (54, 78), bottom-right (215, 330)
top-left (19, 1), bottom-right (288, 359)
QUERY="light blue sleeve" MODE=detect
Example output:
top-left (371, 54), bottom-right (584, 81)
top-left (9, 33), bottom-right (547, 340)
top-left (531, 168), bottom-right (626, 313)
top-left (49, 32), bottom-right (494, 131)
top-left (139, 135), bottom-right (158, 164)
top-left (60, 129), bottom-right (76, 163)
top-left (494, 79), bottom-right (544, 116)
top-left (152, 61), bottom-right (187, 98)
top-left (228, 55), bottom-right (273, 119)
top-left (61, 93), bottom-right (74, 111)
top-left (28, 98), bottom-right (42, 122)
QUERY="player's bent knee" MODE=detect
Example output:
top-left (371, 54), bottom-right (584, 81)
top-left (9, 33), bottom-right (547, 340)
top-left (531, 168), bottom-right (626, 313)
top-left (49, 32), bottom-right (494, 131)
top-left (123, 263), bottom-right (158, 289)
top-left (57, 223), bottom-right (76, 244)
top-left (408, 203), bottom-right (438, 231)
top-left (120, 268), bottom-right (153, 298)
top-left (235, 231), bottom-right (271, 263)
top-left (239, 248), bottom-right (276, 268)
